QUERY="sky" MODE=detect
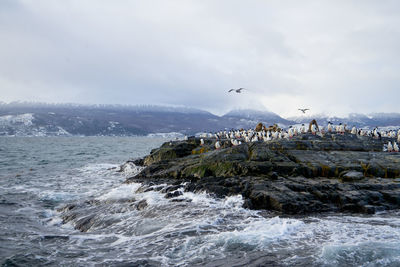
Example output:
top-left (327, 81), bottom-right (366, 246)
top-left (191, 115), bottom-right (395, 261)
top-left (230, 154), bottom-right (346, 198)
top-left (1, 0), bottom-right (400, 117)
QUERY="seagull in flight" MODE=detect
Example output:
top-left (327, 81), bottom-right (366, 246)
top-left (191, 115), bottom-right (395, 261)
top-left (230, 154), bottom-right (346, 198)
top-left (228, 88), bottom-right (246, 93)
top-left (298, 108), bottom-right (310, 114)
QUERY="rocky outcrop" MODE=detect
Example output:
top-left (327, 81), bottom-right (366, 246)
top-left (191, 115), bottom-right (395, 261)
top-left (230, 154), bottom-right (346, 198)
top-left (125, 133), bottom-right (400, 214)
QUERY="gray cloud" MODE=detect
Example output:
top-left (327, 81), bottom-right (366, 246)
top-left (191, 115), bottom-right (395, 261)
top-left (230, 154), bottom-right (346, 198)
top-left (1, 0), bottom-right (400, 117)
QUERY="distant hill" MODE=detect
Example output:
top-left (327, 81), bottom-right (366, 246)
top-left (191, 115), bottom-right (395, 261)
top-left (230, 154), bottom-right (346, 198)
top-left (0, 103), bottom-right (221, 136)
top-left (0, 102), bottom-right (399, 136)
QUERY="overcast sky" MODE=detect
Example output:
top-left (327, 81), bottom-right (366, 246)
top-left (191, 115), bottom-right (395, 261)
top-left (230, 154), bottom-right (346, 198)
top-left (1, 1), bottom-right (400, 117)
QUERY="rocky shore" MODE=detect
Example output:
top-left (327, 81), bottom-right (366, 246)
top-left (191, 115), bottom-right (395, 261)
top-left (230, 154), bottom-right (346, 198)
top-left (124, 132), bottom-right (400, 214)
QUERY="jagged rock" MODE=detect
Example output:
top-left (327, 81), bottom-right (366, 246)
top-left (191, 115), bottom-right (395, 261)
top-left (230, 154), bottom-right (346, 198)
top-left (74, 214), bottom-right (96, 232)
top-left (125, 133), bottom-right (400, 214)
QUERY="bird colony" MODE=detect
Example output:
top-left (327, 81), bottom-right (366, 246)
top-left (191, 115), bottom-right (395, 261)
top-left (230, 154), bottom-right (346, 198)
top-left (196, 122), bottom-right (400, 152)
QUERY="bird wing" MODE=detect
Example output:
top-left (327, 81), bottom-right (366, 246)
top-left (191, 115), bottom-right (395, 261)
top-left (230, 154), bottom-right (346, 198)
top-left (228, 89), bottom-right (235, 92)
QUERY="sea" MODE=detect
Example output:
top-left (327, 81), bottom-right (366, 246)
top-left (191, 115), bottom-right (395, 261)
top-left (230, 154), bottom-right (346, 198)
top-left (1, 136), bottom-right (400, 267)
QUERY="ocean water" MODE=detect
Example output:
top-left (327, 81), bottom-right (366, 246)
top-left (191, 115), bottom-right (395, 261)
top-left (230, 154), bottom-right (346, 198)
top-left (1, 137), bottom-right (400, 267)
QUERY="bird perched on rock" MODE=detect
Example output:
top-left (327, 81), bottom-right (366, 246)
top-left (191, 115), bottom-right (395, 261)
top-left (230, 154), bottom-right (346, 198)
top-left (228, 88), bottom-right (246, 93)
top-left (215, 141), bottom-right (221, 149)
top-left (300, 124), bottom-right (306, 134)
top-left (200, 138), bottom-right (204, 146)
top-left (388, 141), bottom-right (394, 152)
top-left (311, 124), bottom-right (317, 135)
top-left (298, 108), bottom-right (309, 114)
top-left (327, 122), bottom-right (333, 132)
top-left (394, 142), bottom-right (399, 152)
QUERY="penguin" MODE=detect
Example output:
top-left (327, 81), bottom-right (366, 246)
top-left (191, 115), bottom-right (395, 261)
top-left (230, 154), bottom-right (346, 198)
top-left (388, 141), bottom-right (393, 152)
top-left (200, 138), bottom-right (204, 146)
top-left (394, 142), bottom-right (399, 152)
top-left (231, 139), bottom-right (239, 146)
top-left (288, 127), bottom-right (294, 139)
top-left (215, 141), bottom-right (221, 150)
top-left (340, 123), bottom-right (345, 134)
top-left (311, 124), bottom-right (317, 135)
top-left (327, 122), bottom-right (333, 132)
top-left (300, 124), bottom-right (306, 134)
top-left (373, 128), bottom-right (379, 139)
top-left (293, 127), bottom-right (299, 136)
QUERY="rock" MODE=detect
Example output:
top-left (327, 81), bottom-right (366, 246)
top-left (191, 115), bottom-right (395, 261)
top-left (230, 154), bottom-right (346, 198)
top-left (161, 185), bottom-right (182, 193)
top-left (341, 171), bottom-right (365, 182)
top-left (132, 158), bottom-right (144, 166)
top-left (165, 191), bottom-right (183, 199)
top-left (362, 205), bottom-right (376, 214)
top-left (74, 214), bottom-right (96, 232)
top-left (143, 141), bottom-right (197, 166)
top-left (125, 134), bottom-right (400, 215)
top-left (136, 199), bottom-right (148, 210)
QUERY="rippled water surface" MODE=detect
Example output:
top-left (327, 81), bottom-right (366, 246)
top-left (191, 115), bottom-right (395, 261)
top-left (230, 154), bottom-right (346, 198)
top-left (1, 137), bottom-right (400, 266)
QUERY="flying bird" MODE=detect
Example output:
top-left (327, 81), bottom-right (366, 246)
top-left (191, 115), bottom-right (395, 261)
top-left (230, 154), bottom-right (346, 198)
top-left (228, 88), bottom-right (246, 93)
top-left (298, 108), bottom-right (310, 114)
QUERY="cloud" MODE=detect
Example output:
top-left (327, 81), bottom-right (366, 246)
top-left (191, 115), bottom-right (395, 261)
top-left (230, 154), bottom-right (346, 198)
top-left (1, 0), bottom-right (400, 117)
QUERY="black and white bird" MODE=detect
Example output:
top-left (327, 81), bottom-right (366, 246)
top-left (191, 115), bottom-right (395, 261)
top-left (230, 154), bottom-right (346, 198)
top-left (298, 108), bottom-right (310, 114)
top-left (228, 88), bottom-right (246, 93)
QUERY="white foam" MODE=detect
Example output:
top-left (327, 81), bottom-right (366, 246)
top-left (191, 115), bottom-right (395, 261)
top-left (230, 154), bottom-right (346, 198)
top-left (211, 216), bottom-right (304, 248)
top-left (39, 192), bottom-right (76, 202)
top-left (78, 163), bottom-right (119, 175)
top-left (119, 162), bottom-right (144, 177)
top-left (97, 183), bottom-right (141, 201)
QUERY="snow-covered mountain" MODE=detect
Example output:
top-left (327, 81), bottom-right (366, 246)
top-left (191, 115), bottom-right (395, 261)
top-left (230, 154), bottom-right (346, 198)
top-left (288, 113), bottom-right (400, 128)
top-left (222, 109), bottom-right (293, 129)
top-left (0, 103), bottom-right (220, 136)
top-left (0, 103), bottom-right (399, 136)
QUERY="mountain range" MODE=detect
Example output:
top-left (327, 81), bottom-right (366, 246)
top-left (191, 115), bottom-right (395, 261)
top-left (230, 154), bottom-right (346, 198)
top-left (0, 102), bottom-right (399, 136)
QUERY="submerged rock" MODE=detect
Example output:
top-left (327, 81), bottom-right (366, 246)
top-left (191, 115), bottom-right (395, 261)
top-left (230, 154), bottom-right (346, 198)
top-left (125, 133), bottom-right (400, 214)
top-left (135, 199), bottom-right (148, 210)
